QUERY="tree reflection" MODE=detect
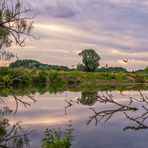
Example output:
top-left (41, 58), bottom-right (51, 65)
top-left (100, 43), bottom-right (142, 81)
top-left (78, 92), bottom-right (98, 106)
top-left (87, 91), bottom-right (148, 131)
top-left (0, 88), bottom-right (36, 147)
top-left (123, 90), bottom-right (148, 131)
top-left (0, 106), bottom-right (31, 148)
top-left (64, 100), bottom-right (73, 115)
top-left (0, 88), bottom-right (37, 113)
top-left (63, 90), bottom-right (148, 131)
top-left (87, 92), bottom-right (137, 125)
top-left (123, 112), bottom-right (148, 131)
top-left (1, 85), bottom-right (148, 148)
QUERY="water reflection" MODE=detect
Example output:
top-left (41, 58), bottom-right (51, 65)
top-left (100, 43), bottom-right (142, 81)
top-left (86, 92), bottom-right (137, 125)
top-left (78, 92), bottom-right (98, 106)
top-left (59, 90), bottom-right (148, 131)
top-left (85, 91), bottom-right (148, 131)
top-left (0, 106), bottom-right (31, 148)
top-left (0, 89), bottom-right (38, 147)
top-left (0, 85), bottom-right (148, 147)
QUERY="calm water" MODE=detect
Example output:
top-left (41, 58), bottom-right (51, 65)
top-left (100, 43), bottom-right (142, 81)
top-left (1, 86), bottom-right (148, 148)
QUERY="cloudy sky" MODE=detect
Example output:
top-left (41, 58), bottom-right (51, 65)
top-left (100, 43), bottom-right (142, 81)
top-left (10, 0), bottom-right (148, 70)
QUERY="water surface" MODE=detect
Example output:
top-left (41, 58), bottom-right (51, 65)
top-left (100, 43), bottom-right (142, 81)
top-left (1, 85), bottom-right (148, 148)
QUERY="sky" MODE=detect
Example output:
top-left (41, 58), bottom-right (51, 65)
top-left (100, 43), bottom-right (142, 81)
top-left (10, 0), bottom-right (148, 70)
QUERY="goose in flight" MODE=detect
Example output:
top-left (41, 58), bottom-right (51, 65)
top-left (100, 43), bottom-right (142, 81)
top-left (122, 59), bottom-right (128, 63)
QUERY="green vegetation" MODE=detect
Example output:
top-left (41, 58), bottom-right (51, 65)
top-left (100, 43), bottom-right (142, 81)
top-left (0, 0), bottom-right (34, 65)
top-left (0, 106), bottom-right (30, 148)
top-left (78, 49), bottom-right (101, 72)
top-left (10, 60), bottom-right (71, 71)
top-left (42, 122), bottom-right (73, 148)
top-left (0, 67), bottom-right (148, 88)
top-left (79, 92), bottom-right (98, 106)
top-left (1, 82), bottom-right (148, 99)
top-left (0, 0), bottom-right (34, 47)
top-left (97, 67), bottom-right (127, 73)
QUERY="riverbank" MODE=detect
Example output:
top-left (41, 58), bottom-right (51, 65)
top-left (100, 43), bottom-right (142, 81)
top-left (0, 68), bottom-right (148, 87)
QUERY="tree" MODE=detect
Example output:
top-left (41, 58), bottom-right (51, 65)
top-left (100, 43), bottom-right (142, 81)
top-left (0, 0), bottom-right (35, 66)
top-left (78, 49), bottom-right (101, 72)
top-left (0, 0), bottom-right (34, 48)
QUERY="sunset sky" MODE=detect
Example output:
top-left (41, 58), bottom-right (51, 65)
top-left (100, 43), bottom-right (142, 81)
top-left (10, 0), bottom-right (148, 70)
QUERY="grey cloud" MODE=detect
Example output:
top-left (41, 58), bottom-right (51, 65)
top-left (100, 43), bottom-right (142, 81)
top-left (76, 0), bottom-right (148, 52)
top-left (30, 0), bottom-right (148, 41)
top-left (81, 0), bottom-right (148, 33)
top-left (47, 2), bottom-right (79, 18)
top-left (29, 0), bottom-right (79, 18)
top-left (20, 0), bottom-right (148, 70)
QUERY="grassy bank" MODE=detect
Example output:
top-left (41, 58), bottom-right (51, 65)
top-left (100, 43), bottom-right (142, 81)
top-left (0, 67), bottom-right (148, 87)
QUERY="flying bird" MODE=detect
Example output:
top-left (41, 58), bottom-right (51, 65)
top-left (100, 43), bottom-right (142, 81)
top-left (122, 59), bottom-right (128, 63)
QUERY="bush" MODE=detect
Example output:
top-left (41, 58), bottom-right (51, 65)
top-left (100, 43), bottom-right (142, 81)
top-left (0, 75), bottom-right (11, 85)
top-left (0, 67), bottom-right (12, 76)
top-left (133, 74), bottom-right (145, 83)
top-left (115, 72), bottom-right (126, 80)
top-left (42, 121), bottom-right (73, 148)
top-left (38, 71), bottom-right (48, 84)
top-left (48, 70), bottom-right (64, 83)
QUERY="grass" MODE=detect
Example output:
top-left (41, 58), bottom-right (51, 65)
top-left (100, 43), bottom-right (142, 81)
top-left (0, 67), bottom-right (148, 87)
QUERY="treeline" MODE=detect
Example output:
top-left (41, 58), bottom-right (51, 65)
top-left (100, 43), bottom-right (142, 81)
top-left (97, 67), bottom-right (127, 73)
top-left (9, 59), bottom-right (128, 73)
top-left (9, 59), bottom-right (71, 71)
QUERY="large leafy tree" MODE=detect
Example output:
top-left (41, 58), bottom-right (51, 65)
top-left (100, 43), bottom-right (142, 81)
top-left (78, 49), bottom-right (101, 72)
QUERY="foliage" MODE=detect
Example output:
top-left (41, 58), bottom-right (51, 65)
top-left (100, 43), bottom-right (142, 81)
top-left (0, 0), bottom-right (35, 66)
top-left (78, 49), bottom-right (101, 72)
top-left (48, 70), bottom-right (58, 82)
top-left (38, 71), bottom-right (48, 84)
top-left (144, 66), bottom-right (148, 72)
top-left (0, 67), bottom-right (148, 88)
top-left (0, 67), bottom-right (13, 75)
top-left (79, 92), bottom-right (98, 106)
top-left (97, 67), bottom-right (128, 73)
top-left (133, 74), bottom-right (145, 83)
top-left (42, 121), bottom-right (73, 148)
top-left (77, 63), bottom-right (85, 71)
top-left (10, 59), bottom-right (71, 71)
top-left (0, 0), bottom-right (34, 47)
top-left (0, 106), bottom-right (30, 148)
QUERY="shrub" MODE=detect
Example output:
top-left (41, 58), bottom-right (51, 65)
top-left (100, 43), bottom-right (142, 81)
top-left (48, 70), bottom-right (64, 83)
top-left (0, 75), bottom-right (11, 85)
top-left (42, 121), bottom-right (73, 148)
top-left (133, 74), bottom-right (145, 83)
top-left (49, 70), bottom-right (58, 80)
top-left (0, 67), bottom-right (12, 76)
top-left (115, 72), bottom-right (126, 80)
top-left (38, 71), bottom-right (48, 84)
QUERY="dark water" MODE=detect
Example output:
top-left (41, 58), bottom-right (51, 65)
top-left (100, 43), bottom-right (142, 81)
top-left (1, 85), bottom-right (148, 148)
